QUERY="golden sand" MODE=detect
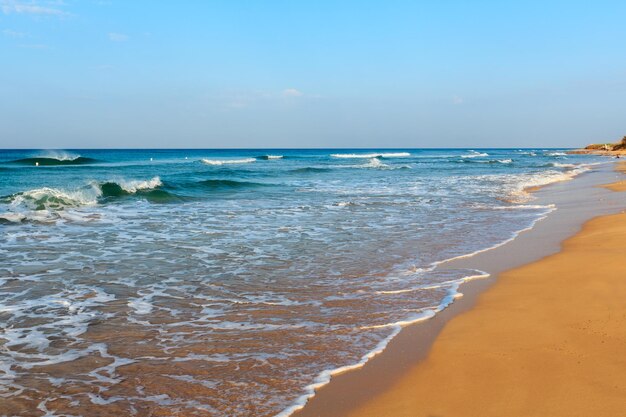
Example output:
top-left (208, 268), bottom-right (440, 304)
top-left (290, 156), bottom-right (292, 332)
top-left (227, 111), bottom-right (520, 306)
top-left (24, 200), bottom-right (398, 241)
top-left (344, 181), bottom-right (626, 417)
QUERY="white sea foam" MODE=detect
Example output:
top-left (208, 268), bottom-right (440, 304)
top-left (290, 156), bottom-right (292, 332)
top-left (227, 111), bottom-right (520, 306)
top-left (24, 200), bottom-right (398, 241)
top-left (330, 152), bottom-right (410, 158)
top-left (487, 203), bottom-right (557, 210)
top-left (273, 326), bottom-right (403, 417)
top-left (552, 162), bottom-right (576, 169)
top-left (0, 177), bottom-right (162, 223)
top-left (0, 212), bottom-right (26, 223)
top-left (333, 201), bottom-right (356, 207)
top-left (362, 158), bottom-right (388, 168)
top-left (461, 151), bottom-right (489, 158)
top-left (266, 155), bottom-right (283, 159)
top-left (116, 176), bottom-right (162, 193)
top-left (275, 268), bottom-right (489, 417)
top-left (375, 271), bottom-right (491, 296)
top-left (510, 165), bottom-right (592, 202)
top-left (201, 158), bottom-right (256, 165)
top-left (7, 186), bottom-right (101, 211)
top-left (127, 299), bottom-right (153, 315)
top-left (434, 211), bottom-right (554, 268)
top-left (477, 158), bottom-right (512, 164)
top-left (0, 288), bottom-right (115, 370)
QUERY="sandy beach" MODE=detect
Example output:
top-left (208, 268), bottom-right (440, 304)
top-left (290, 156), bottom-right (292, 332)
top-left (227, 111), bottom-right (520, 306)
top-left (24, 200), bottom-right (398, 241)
top-left (345, 215), bottom-right (626, 417)
top-left (294, 162), bottom-right (626, 417)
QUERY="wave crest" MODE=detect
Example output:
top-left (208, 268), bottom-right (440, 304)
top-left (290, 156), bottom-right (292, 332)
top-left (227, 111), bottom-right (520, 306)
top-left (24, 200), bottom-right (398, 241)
top-left (331, 152), bottom-right (410, 159)
top-left (4, 186), bottom-right (101, 211)
top-left (1, 177), bottom-right (169, 223)
top-left (460, 151), bottom-right (489, 158)
top-left (201, 158), bottom-right (256, 165)
top-left (11, 157), bottom-right (100, 166)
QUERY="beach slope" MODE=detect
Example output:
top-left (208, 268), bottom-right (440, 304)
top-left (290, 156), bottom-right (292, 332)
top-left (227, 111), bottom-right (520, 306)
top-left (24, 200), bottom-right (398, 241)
top-left (346, 201), bottom-right (626, 416)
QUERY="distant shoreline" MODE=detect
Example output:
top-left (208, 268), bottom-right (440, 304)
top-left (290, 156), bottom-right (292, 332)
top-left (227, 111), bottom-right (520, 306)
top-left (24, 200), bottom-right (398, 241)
top-left (568, 149), bottom-right (626, 156)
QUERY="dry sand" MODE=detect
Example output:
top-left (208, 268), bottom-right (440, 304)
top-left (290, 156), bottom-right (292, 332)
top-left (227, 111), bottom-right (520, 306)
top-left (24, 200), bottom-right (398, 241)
top-left (341, 178), bottom-right (626, 417)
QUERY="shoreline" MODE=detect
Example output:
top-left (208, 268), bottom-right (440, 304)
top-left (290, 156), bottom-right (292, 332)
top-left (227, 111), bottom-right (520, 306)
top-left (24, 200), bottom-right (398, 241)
top-left (292, 161), bottom-right (625, 417)
top-left (568, 149), bottom-right (626, 156)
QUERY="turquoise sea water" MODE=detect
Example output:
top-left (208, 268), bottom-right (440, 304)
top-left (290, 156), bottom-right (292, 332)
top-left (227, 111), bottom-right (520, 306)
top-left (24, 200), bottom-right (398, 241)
top-left (0, 149), bottom-right (605, 416)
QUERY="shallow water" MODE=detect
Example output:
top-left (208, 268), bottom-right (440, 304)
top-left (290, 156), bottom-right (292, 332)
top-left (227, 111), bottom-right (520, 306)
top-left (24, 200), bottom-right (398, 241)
top-left (0, 148), bottom-right (605, 416)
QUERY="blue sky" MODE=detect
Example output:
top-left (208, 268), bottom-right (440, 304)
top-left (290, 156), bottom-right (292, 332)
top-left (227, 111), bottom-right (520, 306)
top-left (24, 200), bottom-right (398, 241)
top-left (1, 0), bottom-right (625, 148)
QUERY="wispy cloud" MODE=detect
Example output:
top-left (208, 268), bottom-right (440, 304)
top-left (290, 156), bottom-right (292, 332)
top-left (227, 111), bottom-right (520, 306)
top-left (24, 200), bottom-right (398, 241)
top-left (2, 28), bottom-right (27, 37)
top-left (223, 88), bottom-right (307, 109)
top-left (108, 32), bottom-right (129, 42)
top-left (282, 88), bottom-right (304, 98)
top-left (0, 0), bottom-right (69, 16)
top-left (17, 43), bottom-right (47, 49)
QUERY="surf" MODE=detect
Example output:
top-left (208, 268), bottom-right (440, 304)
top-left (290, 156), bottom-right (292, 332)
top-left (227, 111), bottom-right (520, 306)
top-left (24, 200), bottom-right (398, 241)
top-left (201, 158), bottom-right (256, 165)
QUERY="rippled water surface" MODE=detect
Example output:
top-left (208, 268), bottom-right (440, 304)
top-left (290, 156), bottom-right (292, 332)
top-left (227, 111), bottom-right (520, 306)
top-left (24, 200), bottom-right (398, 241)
top-left (0, 149), bottom-right (604, 416)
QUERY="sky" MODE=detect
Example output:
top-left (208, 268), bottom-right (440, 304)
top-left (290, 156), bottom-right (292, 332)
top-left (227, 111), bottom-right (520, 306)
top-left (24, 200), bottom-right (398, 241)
top-left (1, 0), bottom-right (626, 149)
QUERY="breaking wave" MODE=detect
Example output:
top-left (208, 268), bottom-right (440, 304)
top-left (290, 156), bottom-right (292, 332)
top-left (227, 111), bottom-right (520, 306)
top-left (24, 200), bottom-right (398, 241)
top-left (330, 152), bottom-right (411, 159)
top-left (460, 151), bottom-right (489, 158)
top-left (201, 158), bottom-right (256, 165)
top-left (0, 177), bottom-right (172, 223)
top-left (11, 157), bottom-right (100, 166)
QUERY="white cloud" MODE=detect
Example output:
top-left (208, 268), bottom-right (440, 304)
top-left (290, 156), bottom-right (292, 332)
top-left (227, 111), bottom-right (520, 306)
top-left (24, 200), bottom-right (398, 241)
top-left (0, 0), bottom-right (69, 16)
top-left (282, 88), bottom-right (303, 98)
top-left (108, 32), bottom-right (129, 42)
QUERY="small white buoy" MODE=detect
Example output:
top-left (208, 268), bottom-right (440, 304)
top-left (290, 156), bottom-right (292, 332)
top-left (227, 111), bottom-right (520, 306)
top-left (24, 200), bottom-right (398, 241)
top-left (35, 162), bottom-right (39, 166)
top-left (150, 158), bottom-right (153, 161)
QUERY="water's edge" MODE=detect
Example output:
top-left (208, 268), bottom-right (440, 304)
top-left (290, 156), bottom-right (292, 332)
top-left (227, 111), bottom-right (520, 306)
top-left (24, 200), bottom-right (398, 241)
top-left (291, 161), bottom-right (625, 417)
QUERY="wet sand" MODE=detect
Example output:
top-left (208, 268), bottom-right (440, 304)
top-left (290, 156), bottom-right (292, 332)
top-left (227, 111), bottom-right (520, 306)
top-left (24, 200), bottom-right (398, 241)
top-left (295, 162), bottom-right (626, 417)
top-left (345, 215), bottom-right (626, 416)
top-left (602, 161), bottom-right (626, 191)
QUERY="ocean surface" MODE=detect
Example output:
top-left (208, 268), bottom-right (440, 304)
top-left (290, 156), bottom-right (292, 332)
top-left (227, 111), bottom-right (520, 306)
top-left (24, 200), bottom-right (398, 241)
top-left (0, 148), bottom-right (605, 416)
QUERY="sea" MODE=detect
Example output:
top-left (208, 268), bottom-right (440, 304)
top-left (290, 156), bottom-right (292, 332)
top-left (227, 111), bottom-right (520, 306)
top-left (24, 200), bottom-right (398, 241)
top-left (0, 148), bottom-right (606, 416)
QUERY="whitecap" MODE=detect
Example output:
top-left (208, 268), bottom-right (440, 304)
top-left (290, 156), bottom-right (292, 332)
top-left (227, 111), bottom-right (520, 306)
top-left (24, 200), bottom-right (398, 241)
top-left (361, 158), bottom-right (388, 169)
top-left (116, 176), bottom-right (162, 193)
top-left (552, 162), bottom-right (576, 169)
top-left (201, 158), bottom-right (256, 165)
top-left (460, 151), bottom-right (489, 158)
top-left (330, 152), bottom-right (410, 158)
